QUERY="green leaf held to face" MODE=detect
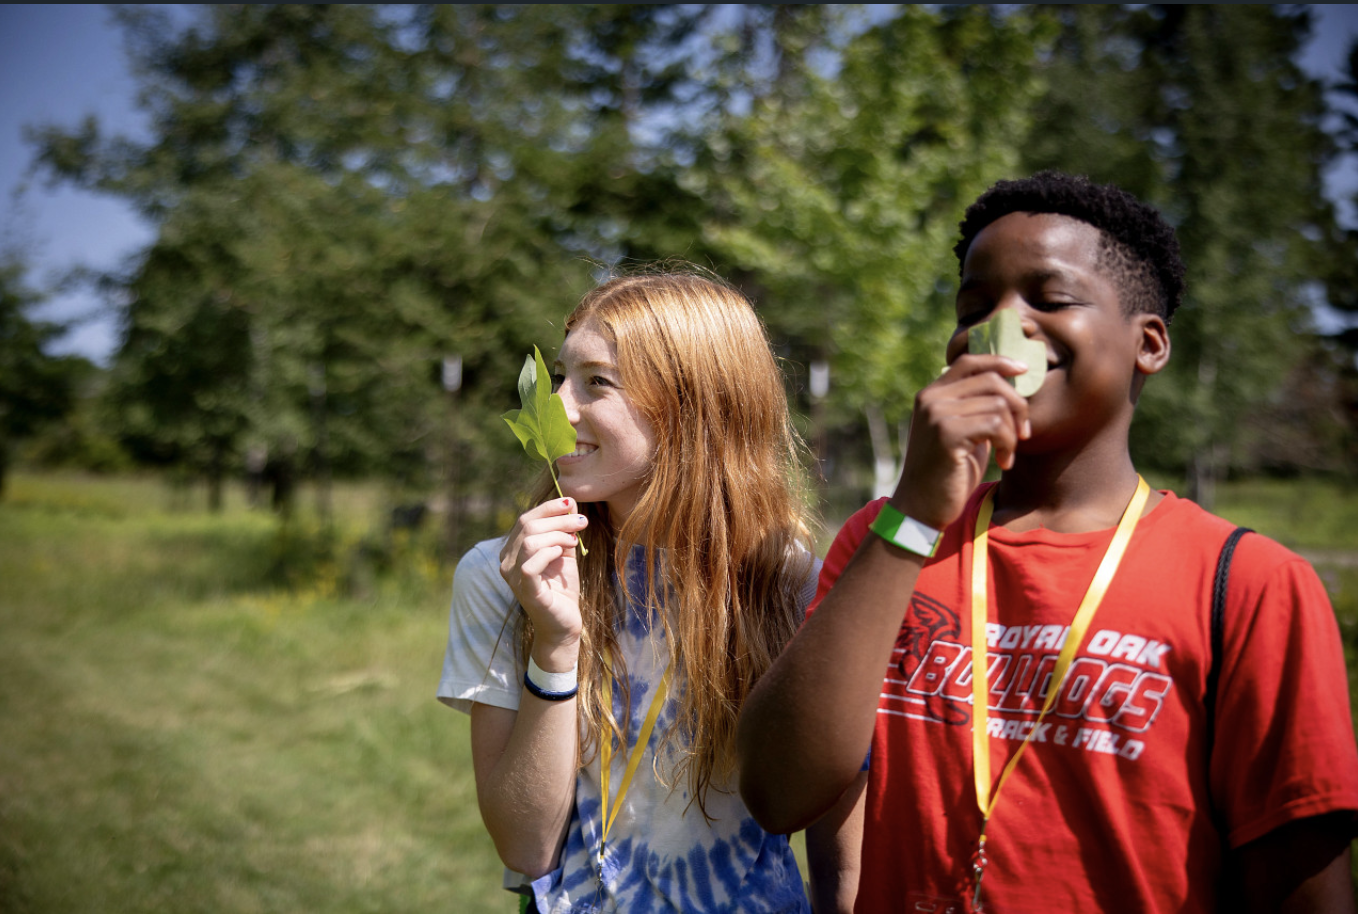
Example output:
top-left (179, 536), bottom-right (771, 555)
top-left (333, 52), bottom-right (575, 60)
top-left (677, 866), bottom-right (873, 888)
top-left (502, 346), bottom-right (577, 463)
top-left (968, 309), bottom-right (1047, 398)
top-left (502, 345), bottom-right (587, 555)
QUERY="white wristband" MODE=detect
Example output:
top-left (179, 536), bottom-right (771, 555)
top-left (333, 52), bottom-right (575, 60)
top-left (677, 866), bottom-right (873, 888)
top-left (527, 656), bottom-right (578, 693)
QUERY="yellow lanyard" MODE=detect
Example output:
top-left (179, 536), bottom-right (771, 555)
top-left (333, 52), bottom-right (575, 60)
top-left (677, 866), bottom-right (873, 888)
top-left (968, 476), bottom-right (1149, 911)
top-left (599, 652), bottom-right (671, 864)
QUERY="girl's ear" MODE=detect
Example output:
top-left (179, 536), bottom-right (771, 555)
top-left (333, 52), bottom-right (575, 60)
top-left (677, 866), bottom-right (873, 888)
top-left (1134, 313), bottom-right (1170, 376)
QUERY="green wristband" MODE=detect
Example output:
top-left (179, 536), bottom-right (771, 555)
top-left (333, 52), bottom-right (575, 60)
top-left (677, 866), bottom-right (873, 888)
top-left (869, 503), bottom-right (941, 558)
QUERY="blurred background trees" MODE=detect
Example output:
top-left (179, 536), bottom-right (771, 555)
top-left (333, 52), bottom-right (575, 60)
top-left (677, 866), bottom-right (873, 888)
top-left (15, 3), bottom-right (1358, 549)
top-left (1024, 4), bottom-right (1353, 502)
top-left (0, 256), bottom-right (85, 499)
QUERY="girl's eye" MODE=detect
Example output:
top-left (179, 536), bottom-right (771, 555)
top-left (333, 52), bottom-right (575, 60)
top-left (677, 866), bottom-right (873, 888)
top-left (550, 373), bottom-right (565, 392)
top-left (589, 375), bottom-right (614, 389)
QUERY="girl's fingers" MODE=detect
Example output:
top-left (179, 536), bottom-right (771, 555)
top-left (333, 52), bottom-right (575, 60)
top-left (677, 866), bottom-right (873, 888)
top-left (500, 507), bottom-right (587, 568)
top-left (519, 538), bottom-right (575, 578)
top-left (507, 508), bottom-right (587, 545)
top-left (519, 497), bottom-right (577, 522)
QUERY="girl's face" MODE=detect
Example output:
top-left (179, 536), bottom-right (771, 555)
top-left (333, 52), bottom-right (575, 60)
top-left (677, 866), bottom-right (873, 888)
top-left (552, 317), bottom-right (657, 527)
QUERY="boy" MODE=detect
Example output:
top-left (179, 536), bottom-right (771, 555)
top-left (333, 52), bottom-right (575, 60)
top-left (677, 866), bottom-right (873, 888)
top-left (737, 172), bottom-right (1358, 912)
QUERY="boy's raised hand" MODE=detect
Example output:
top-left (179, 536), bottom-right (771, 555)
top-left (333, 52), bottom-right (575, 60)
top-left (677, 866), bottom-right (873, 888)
top-left (893, 352), bottom-right (1032, 530)
top-left (499, 497), bottom-right (588, 669)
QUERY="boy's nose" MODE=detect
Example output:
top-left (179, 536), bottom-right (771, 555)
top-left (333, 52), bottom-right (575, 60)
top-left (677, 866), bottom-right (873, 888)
top-left (994, 298), bottom-right (1041, 338)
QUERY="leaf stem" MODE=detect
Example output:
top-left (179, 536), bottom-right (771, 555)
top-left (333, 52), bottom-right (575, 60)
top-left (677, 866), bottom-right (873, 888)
top-left (549, 460), bottom-right (588, 556)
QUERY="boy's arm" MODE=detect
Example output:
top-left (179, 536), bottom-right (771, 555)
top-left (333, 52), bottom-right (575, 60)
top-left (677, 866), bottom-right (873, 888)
top-left (736, 355), bottom-right (1030, 833)
top-left (805, 771), bottom-right (867, 914)
top-left (737, 523), bottom-right (929, 833)
top-left (1232, 813), bottom-right (1356, 913)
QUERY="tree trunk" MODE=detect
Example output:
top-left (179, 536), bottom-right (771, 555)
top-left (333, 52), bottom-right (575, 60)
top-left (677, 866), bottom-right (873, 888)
top-left (1187, 444), bottom-right (1217, 510)
top-left (445, 387), bottom-right (462, 558)
top-left (865, 405), bottom-right (903, 499)
top-left (310, 362), bottom-right (331, 528)
top-left (207, 444), bottom-right (224, 513)
top-left (1188, 350), bottom-right (1220, 509)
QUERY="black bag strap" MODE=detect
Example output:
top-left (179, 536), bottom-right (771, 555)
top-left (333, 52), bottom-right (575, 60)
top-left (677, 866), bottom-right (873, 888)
top-left (1205, 526), bottom-right (1252, 755)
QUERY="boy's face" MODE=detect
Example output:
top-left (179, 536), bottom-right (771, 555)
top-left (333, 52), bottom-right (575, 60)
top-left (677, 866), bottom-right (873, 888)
top-left (946, 212), bottom-right (1169, 453)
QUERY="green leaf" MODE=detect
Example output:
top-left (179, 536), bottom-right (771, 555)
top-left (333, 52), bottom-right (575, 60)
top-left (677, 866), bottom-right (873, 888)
top-left (502, 346), bottom-right (577, 462)
top-left (968, 309), bottom-right (1047, 397)
top-left (501, 346), bottom-right (587, 554)
top-left (501, 407), bottom-right (544, 461)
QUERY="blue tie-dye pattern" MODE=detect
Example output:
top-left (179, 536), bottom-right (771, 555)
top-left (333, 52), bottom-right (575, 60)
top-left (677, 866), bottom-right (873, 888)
top-left (709, 837), bottom-right (741, 900)
top-left (687, 844), bottom-right (717, 910)
top-left (527, 546), bottom-right (813, 914)
top-left (672, 856), bottom-right (691, 911)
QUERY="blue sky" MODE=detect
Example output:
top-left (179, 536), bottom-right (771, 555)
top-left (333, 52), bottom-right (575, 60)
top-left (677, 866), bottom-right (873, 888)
top-left (2, 4), bottom-right (1357, 364)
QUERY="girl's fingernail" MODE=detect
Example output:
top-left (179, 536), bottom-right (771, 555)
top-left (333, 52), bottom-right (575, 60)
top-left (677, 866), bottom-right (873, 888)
top-left (562, 498), bottom-right (572, 509)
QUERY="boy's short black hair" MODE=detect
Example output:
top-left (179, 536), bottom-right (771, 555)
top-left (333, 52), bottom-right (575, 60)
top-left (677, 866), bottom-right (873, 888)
top-left (954, 171), bottom-right (1186, 322)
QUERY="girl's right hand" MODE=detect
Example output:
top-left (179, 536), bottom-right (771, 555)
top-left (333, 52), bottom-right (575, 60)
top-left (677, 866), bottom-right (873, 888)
top-left (499, 498), bottom-right (588, 666)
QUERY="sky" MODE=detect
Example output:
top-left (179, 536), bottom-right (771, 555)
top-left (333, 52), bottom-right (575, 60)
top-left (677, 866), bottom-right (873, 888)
top-left (2, 4), bottom-right (1358, 365)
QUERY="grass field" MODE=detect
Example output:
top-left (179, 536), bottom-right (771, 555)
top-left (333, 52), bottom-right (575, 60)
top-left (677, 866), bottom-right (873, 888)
top-left (0, 472), bottom-right (506, 913)
top-left (1, 470), bottom-right (1356, 910)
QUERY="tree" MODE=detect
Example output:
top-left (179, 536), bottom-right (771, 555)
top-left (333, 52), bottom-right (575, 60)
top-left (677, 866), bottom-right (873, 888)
top-left (1317, 36), bottom-right (1358, 477)
top-left (699, 6), bottom-right (1049, 496)
top-left (1023, 5), bottom-right (1342, 501)
top-left (27, 5), bottom-right (713, 534)
top-left (0, 257), bottom-right (79, 498)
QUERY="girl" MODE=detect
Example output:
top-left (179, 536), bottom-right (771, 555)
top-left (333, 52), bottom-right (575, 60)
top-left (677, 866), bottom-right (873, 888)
top-left (438, 270), bottom-right (820, 913)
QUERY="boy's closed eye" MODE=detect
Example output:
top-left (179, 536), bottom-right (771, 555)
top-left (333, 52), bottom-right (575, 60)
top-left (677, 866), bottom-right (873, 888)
top-left (1027, 291), bottom-right (1083, 312)
top-left (955, 307), bottom-right (993, 328)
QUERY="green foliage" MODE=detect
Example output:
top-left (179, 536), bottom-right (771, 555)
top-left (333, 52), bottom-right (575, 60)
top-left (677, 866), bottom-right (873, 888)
top-left (26, 5), bottom-right (650, 512)
top-left (1023, 5), bottom-right (1345, 494)
top-left (21, 3), bottom-right (1358, 516)
top-left (17, 359), bottom-right (132, 473)
top-left (1210, 477), bottom-right (1358, 551)
top-left (697, 6), bottom-right (1050, 493)
top-left (0, 258), bottom-right (83, 497)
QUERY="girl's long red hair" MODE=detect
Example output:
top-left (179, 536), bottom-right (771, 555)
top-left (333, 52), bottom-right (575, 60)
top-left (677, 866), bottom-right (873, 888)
top-left (521, 268), bottom-right (816, 815)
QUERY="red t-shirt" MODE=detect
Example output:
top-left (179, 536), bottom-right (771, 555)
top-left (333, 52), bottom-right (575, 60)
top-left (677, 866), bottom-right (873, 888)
top-left (811, 485), bottom-right (1358, 913)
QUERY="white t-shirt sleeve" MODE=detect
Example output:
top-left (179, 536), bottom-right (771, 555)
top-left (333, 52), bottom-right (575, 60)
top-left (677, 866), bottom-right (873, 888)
top-left (436, 536), bottom-right (523, 714)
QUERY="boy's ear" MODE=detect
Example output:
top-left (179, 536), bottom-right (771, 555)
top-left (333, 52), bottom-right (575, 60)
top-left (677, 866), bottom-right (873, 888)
top-left (1133, 313), bottom-right (1170, 376)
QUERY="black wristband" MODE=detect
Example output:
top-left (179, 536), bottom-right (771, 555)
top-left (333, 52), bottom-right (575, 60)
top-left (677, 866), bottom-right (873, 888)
top-left (523, 671), bottom-right (578, 702)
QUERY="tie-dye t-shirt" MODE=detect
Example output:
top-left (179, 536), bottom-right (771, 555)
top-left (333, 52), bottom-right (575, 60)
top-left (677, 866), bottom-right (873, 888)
top-left (439, 537), bottom-right (815, 914)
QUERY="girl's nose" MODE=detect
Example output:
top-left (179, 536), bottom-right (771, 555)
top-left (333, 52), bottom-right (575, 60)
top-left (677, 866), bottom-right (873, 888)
top-left (556, 378), bottom-right (582, 424)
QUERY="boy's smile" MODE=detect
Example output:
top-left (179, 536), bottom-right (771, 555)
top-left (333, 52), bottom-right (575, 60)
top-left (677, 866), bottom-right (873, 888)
top-left (948, 212), bottom-right (1169, 455)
